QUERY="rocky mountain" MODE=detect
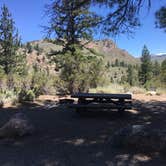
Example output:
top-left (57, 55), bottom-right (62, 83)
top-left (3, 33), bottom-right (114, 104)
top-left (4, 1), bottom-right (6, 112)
top-left (86, 39), bottom-right (139, 64)
top-left (24, 39), bottom-right (139, 73)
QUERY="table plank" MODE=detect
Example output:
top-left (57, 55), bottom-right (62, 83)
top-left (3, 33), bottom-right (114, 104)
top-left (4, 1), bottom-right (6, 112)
top-left (71, 93), bottom-right (132, 99)
top-left (68, 103), bottom-right (132, 109)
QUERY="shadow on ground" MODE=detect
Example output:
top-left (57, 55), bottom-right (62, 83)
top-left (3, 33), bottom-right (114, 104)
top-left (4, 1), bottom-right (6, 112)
top-left (0, 99), bottom-right (165, 166)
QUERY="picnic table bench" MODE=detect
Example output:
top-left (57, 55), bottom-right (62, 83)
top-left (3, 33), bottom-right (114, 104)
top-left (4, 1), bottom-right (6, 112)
top-left (68, 93), bottom-right (132, 114)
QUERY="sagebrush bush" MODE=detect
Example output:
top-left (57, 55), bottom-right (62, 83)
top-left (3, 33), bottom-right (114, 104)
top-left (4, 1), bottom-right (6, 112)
top-left (128, 86), bottom-right (146, 94)
top-left (0, 90), bottom-right (18, 104)
top-left (18, 89), bottom-right (35, 102)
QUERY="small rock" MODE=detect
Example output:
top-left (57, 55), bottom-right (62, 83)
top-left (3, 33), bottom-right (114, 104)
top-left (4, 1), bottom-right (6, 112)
top-left (132, 125), bottom-right (144, 134)
top-left (0, 112), bottom-right (34, 138)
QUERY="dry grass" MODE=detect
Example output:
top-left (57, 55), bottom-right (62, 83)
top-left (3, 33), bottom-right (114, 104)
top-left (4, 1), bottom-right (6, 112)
top-left (128, 86), bottom-right (146, 94)
top-left (90, 84), bottom-right (125, 93)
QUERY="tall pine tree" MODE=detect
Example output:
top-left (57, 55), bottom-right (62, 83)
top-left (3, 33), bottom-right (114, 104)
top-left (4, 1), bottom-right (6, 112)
top-left (45, 0), bottom-right (101, 52)
top-left (0, 4), bottom-right (22, 74)
top-left (44, 0), bottom-right (105, 93)
top-left (160, 59), bottom-right (166, 86)
top-left (139, 45), bottom-right (152, 85)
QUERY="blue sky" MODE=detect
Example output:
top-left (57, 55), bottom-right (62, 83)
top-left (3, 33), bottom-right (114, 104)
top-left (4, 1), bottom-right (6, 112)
top-left (0, 0), bottom-right (166, 57)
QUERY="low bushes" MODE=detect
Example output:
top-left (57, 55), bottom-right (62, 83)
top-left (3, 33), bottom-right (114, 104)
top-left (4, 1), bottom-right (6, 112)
top-left (18, 89), bottom-right (35, 102)
top-left (128, 86), bottom-right (146, 94)
top-left (0, 90), bottom-right (18, 106)
top-left (0, 67), bottom-right (59, 105)
top-left (90, 84), bottom-right (125, 93)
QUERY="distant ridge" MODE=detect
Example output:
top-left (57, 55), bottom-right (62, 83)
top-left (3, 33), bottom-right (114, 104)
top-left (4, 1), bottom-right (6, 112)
top-left (23, 39), bottom-right (139, 74)
top-left (151, 53), bottom-right (166, 63)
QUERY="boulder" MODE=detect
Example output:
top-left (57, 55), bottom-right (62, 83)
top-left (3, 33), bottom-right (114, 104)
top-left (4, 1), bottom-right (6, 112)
top-left (0, 113), bottom-right (34, 138)
top-left (109, 125), bottom-right (166, 152)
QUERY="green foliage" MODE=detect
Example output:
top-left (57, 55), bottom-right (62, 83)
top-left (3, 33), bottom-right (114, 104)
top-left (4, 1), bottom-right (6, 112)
top-left (34, 44), bottom-right (43, 55)
top-left (152, 60), bottom-right (161, 77)
top-left (0, 65), bottom-right (5, 76)
top-left (0, 89), bottom-right (18, 104)
top-left (106, 61), bottom-right (111, 69)
top-left (90, 84), bottom-right (125, 94)
top-left (160, 59), bottom-right (166, 86)
top-left (26, 42), bottom-right (33, 53)
top-left (11, 52), bottom-right (27, 75)
top-left (155, 6), bottom-right (166, 32)
top-left (0, 65), bottom-right (59, 104)
top-left (115, 59), bottom-right (119, 66)
top-left (45, 0), bottom-right (101, 48)
top-left (54, 45), bottom-right (106, 93)
top-left (127, 65), bottom-right (139, 86)
top-left (91, 0), bottom-right (148, 35)
top-left (0, 4), bottom-right (22, 74)
top-left (31, 68), bottom-right (56, 96)
top-left (139, 45), bottom-right (152, 85)
top-left (18, 89), bottom-right (35, 102)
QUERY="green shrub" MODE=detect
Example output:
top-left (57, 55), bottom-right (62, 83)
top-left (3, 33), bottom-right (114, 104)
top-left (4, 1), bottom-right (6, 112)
top-left (18, 89), bottom-right (35, 102)
top-left (31, 70), bottom-right (57, 96)
top-left (55, 46), bottom-right (106, 93)
top-left (0, 90), bottom-right (18, 104)
top-left (90, 84), bottom-right (125, 93)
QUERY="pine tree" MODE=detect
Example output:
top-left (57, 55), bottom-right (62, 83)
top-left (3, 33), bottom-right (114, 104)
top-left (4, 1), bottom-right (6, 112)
top-left (58, 47), bottom-right (105, 93)
top-left (45, 0), bottom-right (101, 52)
top-left (127, 65), bottom-right (133, 86)
top-left (0, 4), bottom-right (22, 74)
top-left (153, 60), bottom-right (161, 77)
top-left (90, 0), bottom-right (151, 35)
top-left (139, 45), bottom-right (152, 85)
top-left (127, 65), bottom-right (139, 86)
top-left (115, 59), bottom-right (119, 67)
top-left (160, 59), bottom-right (166, 86)
top-left (155, 6), bottom-right (166, 32)
top-left (45, 0), bottom-right (105, 93)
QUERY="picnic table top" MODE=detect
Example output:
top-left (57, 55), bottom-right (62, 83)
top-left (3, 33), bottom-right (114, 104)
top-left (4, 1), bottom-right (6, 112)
top-left (71, 93), bottom-right (132, 99)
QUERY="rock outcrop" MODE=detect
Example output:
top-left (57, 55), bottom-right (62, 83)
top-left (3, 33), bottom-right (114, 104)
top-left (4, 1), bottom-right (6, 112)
top-left (0, 112), bottom-right (34, 138)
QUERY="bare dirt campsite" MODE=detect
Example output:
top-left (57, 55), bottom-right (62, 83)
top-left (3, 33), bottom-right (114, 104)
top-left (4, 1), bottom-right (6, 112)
top-left (0, 94), bottom-right (166, 166)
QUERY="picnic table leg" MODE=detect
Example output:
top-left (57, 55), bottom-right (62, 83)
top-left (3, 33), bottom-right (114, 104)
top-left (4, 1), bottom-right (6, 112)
top-left (76, 97), bottom-right (86, 114)
top-left (118, 99), bottom-right (125, 114)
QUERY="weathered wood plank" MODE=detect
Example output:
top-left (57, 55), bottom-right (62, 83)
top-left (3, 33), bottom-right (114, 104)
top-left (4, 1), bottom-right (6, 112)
top-left (68, 103), bottom-right (132, 109)
top-left (71, 93), bottom-right (132, 99)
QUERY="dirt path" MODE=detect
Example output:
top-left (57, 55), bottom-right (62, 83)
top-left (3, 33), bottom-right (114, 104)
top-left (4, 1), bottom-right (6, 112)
top-left (0, 94), bottom-right (165, 166)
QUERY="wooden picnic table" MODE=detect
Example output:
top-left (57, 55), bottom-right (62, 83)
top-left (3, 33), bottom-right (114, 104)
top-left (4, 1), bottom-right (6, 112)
top-left (69, 93), bottom-right (132, 114)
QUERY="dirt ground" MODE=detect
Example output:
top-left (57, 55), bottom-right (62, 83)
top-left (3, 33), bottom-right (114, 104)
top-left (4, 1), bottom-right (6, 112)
top-left (0, 94), bottom-right (166, 166)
